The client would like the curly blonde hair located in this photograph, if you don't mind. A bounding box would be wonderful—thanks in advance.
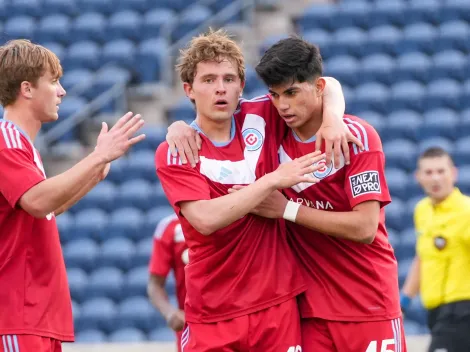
[176,28,245,84]
[0,40,62,107]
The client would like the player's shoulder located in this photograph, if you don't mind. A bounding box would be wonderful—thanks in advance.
[155,141,185,168]
[236,94,273,115]
[414,197,431,215]
[0,120,31,153]
[153,213,180,241]
[343,114,382,153]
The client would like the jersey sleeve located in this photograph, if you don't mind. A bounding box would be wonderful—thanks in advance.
[343,117,391,209]
[148,221,175,277]
[155,142,211,213]
[0,147,45,208]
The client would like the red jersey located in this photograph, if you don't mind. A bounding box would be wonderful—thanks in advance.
[280,115,401,322]
[149,214,188,310]
[155,96,305,324]
[0,119,74,341]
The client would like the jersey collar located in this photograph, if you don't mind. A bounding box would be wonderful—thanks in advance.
[190,116,235,147]
[433,188,463,211]
[0,118,33,144]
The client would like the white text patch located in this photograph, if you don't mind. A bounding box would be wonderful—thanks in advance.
[349,171,381,198]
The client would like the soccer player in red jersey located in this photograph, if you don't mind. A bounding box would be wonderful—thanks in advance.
[148,213,188,352]
[154,29,353,352]
[0,40,145,352]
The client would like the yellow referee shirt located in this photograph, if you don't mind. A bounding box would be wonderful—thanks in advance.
[415,188,470,310]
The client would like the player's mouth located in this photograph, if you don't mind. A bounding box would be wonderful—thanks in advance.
[214,99,229,109]
[282,114,296,123]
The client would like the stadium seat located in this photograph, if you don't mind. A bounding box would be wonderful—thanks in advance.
[71,13,107,44]
[390,80,426,112]
[397,228,416,261]
[171,5,212,42]
[335,1,371,30]
[404,0,440,26]
[73,208,109,240]
[355,111,385,137]
[87,267,124,301]
[154,0,185,12]
[387,229,400,251]
[385,110,422,142]
[125,150,157,182]
[124,266,149,297]
[330,27,367,58]
[395,52,432,84]
[79,0,114,15]
[67,268,88,303]
[72,300,81,320]
[351,83,389,114]
[36,15,71,44]
[61,69,94,92]
[109,328,146,342]
[360,54,396,85]
[133,125,166,152]
[432,51,467,82]
[453,137,470,166]
[117,296,166,332]
[149,327,175,341]
[369,1,407,28]
[106,207,144,240]
[64,238,99,272]
[419,109,458,140]
[106,157,126,183]
[101,39,136,70]
[41,42,66,61]
[258,34,290,57]
[143,206,174,237]
[425,79,461,110]
[398,257,413,287]
[385,197,406,232]
[295,4,337,32]
[463,81,470,110]
[418,137,454,155]
[117,0,150,12]
[396,22,437,55]
[86,66,132,102]
[441,0,470,23]
[324,55,359,87]
[134,237,153,267]
[73,180,116,213]
[63,41,101,70]
[77,297,117,333]
[438,21,470,54]
[108,10,142,41]
[115,180,153,211]
[406,296,428,326]
[10,0,41,17]
[244,66,265,97]
[385,168,409,200]
[457,165,470,194]
[42,0,78,16]
[141,9,177,40]
[135,38,168,83]
[301,30,333,59]
[98,237,136,271]
[168,98,195,123]
[75,329,107,343]
[366,25,403,57]
[58,96,87,121]
[57,211,75,243]
[4,16,36,41]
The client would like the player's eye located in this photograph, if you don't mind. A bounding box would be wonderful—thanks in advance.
[286,91,296,96]
[225,77,234,83]
[204,78,214,83]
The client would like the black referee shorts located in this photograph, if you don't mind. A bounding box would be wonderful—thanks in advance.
[427,300,470,352]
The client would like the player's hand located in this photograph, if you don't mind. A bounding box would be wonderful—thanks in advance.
[315,113,364,168]
[167,309,185,332]
[268,151,326,189]
[94,112,145,163]
[229,186,287,219]
[167,120,202,168]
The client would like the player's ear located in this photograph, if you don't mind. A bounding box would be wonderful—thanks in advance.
[183,82,195,101]
[20,81,33,99]
[315,77,326,97]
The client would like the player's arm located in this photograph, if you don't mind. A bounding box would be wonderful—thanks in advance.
[19,113,144,218]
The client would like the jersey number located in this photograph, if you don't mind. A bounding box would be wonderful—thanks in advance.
[287,346,302,352]
[365,339,395,352]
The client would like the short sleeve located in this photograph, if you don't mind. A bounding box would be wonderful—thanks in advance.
[343,118,391,209]
[148,223,175,277]
[0,148,45,208]
[155,142,211,213]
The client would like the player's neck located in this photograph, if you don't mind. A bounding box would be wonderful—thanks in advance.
[3,105,41,142]
[292,111,323,142]
[195,115,233,144]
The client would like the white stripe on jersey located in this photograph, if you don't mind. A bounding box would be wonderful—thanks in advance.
[181,326,190,351]
[2,335,7,352]
[6,336,13,352]
[344,118,369,153]
[0,122,23,150]
[12,336,19,352]
[166,148,182,166]
[153,213,178,239]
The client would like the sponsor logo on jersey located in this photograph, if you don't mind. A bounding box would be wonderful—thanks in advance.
[290,197,334,210]
[313,160,333,179]
[349,170,381,198]
[242,128,263,151]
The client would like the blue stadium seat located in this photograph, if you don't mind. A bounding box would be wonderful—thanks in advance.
[397,228,416,261]
[432,50,467,82]
[101,39,136,70]
[425,79,461,110]
[36,15,71,44]
[457,165,470,194]
[74,180,116,213]
[383,139,418,172]
[125,151,156,182]
[57,211,75,243]
[64,238,99,272]
[143,206,174,237]
[387,229,400,251]
[355,111,385,137]
[71,13,106,44]
[172,5,212,42]
[106,157,126,183]
[418,137,454,155]
[133,125,166,152]
[394,23,437,55]
[386,110,422,142]
[4,16,35,41]
[109,328,146,342]
[61,69,94,92]
[360,54,396,85]
[87,66,131,102]
[75,329,107,343]
[115,180,153,211]
[10,0,41,17]
[58,96,87,121]
[404,0,440,26]
[366,25,402,57]
[108,10,142,41]
[301,29,333,59]
[153,0,185,12]
[395,52,432,84]
[324,55,359,87]
[42,0,79,16]
[330,27,367,58]
[407,296,428,326]
[124,266,149,297]
[351,83,389,114]
[419,108,458,140]
[406,178,424,199]
[437,21,470,53]
[398,257,413,287]
[149,327,175,342]
[335,1,371,30]
[79,0,114,15]
[63,41,101,70]
[117,0,150,12]
[77,297,117,333]
[72,300,81,320]
[41,42,66,61]
[134,237,153,267]
[258,34,290,57]
[106,207,144,240]
[441,0,470,23]
[369,1,407,28]
[73,208,109,239]
[453,137,470,166]
[463,81,470,110]
[295,4,337,32]
[168,98,195,123]
[403,319,427,336]
[87,267,124,301]
[390,81,426,112]
[244,66,265,97]
[385,168,408,200]
[99,237,136,271]
[385,197,406,232]
[135,38,168,83]
[141,9,177,40]
[117,296,165,332]
[67,268,88,303]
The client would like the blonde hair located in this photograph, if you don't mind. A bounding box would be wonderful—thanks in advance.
[176,28,245,84]
[0,40,63,107]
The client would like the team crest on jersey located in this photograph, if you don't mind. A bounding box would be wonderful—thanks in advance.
[242,128,263,151]
[434,235,447,250]
[313,160,333,179]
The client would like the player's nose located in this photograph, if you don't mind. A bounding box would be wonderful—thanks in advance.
[57,81,66,97]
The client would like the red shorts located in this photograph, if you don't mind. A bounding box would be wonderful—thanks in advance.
[182,298,302,352]
[301,317,407,352]
[1,335,62,352]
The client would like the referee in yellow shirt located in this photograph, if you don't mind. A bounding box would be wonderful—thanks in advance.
[401,147,470,352]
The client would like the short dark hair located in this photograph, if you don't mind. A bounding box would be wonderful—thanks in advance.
[419,147,454,165]
[255,36,323,87]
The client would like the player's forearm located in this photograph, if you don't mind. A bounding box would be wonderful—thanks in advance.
[19,152,106,218]
[402,256,421,298]
[147,280,176,320]
[322,77,345,120]
[182,175,278,235]
[295,205,377,244]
